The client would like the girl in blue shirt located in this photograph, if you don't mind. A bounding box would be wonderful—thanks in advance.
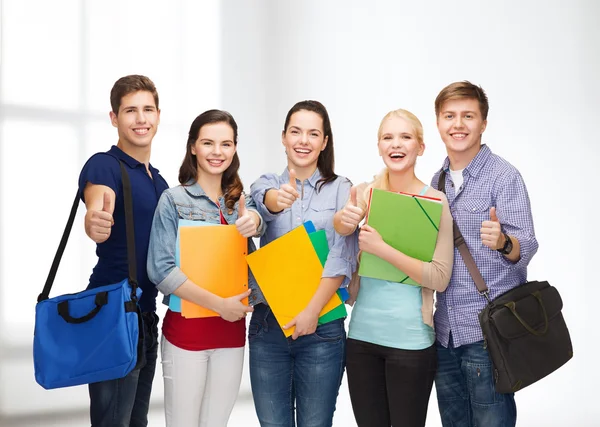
[249,100,358,427]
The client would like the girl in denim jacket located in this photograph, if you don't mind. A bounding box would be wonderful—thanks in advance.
[147,110,263,427]
[249,100,358,427]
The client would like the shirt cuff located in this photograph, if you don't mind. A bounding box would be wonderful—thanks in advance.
[322,256,354,288]
[253,187,282,223]
[156,267,188,296]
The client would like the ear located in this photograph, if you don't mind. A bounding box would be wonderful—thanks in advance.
[377,140,383,157]
[156,108,161,126]
[481,119,487,134]
[321,135,329,152]
[418,142,425,156]
[109,111,118,128]
[191,144,196,156]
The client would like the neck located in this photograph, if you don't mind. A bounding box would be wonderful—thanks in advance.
[387,169,424,194]
[117,141,151,167]
[196,171,223,203]
[448,143,482,171]
[289,162,318,181]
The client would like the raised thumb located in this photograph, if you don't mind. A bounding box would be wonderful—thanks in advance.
[102,192,111,212]
[350,186,358,206]
[490,207,499,222]
[238,194,247,217]
[289,169,297,187]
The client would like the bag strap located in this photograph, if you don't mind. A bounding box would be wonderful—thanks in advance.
[38,160,137,302]
[437,169,491,302]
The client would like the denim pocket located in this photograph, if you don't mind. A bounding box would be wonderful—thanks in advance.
[466,359,500,405]
[248,305,269,342]
[313,319,345,342]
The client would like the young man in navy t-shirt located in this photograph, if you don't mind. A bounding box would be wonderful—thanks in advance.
[78,75,169,427]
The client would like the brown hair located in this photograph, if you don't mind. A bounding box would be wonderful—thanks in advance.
[283,100,337,192]
[178,110,243,212]
[434,81,489,120]
[110,75,159,114]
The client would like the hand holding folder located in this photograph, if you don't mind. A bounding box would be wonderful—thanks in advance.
[170,220,249,318]
[358,188,442,284]
[246,222,345,338]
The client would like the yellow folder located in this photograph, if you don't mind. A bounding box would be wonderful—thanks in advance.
[179,224,248,318]
[246,225,341,337]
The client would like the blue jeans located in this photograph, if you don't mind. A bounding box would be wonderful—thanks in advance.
[435,336,516,427]
[89,312,159,427]
[249,303,346,427]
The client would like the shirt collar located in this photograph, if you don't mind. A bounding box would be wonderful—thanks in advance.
[108,145,160,174]
[442,144,492,178]
[182,179,209,198]
[281,167,322,188]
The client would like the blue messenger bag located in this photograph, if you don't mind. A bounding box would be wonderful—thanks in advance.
[34,160,143,389]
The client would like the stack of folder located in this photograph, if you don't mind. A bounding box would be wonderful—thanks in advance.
[246,221,347,337]
[169,220,249,318]
[358,188,443,285]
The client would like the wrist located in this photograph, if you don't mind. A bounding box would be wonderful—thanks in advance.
[496,233,513,255]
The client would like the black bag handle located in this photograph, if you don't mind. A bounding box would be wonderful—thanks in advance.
[503,291,549,336]
[38,159,137,302]
[438,170,490,301]
[57,291,109,324]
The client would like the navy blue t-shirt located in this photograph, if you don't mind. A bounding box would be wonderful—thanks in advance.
[78,145,169,313]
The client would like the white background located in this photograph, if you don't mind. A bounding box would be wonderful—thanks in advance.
[1,1,598,425]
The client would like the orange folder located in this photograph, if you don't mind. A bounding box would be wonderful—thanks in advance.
[179,224,248,318]
[246,225,341,337]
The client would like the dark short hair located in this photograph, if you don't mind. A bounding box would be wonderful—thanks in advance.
[110,75,159,114]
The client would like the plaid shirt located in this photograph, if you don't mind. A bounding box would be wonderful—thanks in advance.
[431,145,538,347]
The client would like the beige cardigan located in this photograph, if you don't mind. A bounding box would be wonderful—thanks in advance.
[351,181,454,327]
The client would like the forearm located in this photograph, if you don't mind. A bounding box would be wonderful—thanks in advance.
[306,276,344,314]
[264,189,282,214]
[376,242,424,285]
[333,210,357,236]
[173,280,222,313]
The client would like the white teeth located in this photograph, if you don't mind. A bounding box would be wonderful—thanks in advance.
[208,160,224,165]
[133,129,149,135]
[390,153,405,158]
[452,133,467,138]
[295,148,310,154]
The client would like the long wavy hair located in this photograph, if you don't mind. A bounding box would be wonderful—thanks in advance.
[178,109,243,212]
[283,100,337,192]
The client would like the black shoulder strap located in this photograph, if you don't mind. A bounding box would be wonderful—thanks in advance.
[38,160,137,302]
[438,170,490,300]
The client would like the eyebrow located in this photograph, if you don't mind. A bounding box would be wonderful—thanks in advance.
[121,105,156,111]
[199,138,234,143]
[289,125,322,133]
[442,110,478,115]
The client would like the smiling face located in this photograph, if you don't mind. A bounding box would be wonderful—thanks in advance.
[437,98,487,161]
[282,109,328,174]
[110,90,160,150]
[378,114,424,173]
[191,122,237,177]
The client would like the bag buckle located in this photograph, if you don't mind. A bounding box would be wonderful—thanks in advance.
[479,290,491,303]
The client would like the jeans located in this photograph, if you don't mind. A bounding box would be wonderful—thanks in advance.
[89,311,159,427]
[346,338,437,427]
[435,336,517,427]
[249,303,346,427]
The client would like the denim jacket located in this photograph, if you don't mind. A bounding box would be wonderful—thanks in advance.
[147,180,266,307]
[250,168,358,294]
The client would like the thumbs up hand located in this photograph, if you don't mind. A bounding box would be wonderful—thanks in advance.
[340,186,365,230]
[85,192,114,243]
[276,169,300,211]
[235,193,258,238]
[480,207,504,250]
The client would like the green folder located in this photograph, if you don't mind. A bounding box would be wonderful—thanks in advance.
[358,188,442,285]
[308,230,348,324]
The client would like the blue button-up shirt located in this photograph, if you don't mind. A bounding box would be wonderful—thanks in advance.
[431,145,538,347]
[250,168,358,294]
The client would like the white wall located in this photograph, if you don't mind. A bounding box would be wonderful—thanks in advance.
[1,0,598,425]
